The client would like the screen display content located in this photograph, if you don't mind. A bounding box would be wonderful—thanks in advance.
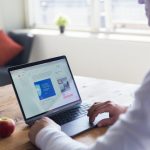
[10,59,80,119]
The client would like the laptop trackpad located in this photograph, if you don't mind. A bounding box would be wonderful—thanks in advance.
[61,116,94,137]
[61,112,109,137]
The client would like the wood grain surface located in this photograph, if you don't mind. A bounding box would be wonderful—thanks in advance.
[0,76,138,150]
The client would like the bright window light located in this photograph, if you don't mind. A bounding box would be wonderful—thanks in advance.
[33,0,91,29]
[26,0,149,33]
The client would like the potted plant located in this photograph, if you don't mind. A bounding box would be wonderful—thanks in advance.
[55,16,68,34]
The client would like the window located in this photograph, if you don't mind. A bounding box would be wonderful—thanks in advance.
[110,0,148,31]
[26,0,149,33]
[27,0,91,30]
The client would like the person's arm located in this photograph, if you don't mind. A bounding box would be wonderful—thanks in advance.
[29,117,87,150]
[29,95,129,150]
[35,126,87,150]
[29,101,128,150]
[29,70,150,150]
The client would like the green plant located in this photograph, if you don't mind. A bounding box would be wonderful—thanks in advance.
[56,16,68,27]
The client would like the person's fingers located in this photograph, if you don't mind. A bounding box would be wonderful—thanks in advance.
[88,101,111,117]
[97,118,114,127]
[28,130,31,140]
[88,101,112,122]
[41,117,48,120]
[35,119,40,124]
[41,117,51,123]
[87,102,101,116]
[89,106,111,123]
[28,125,36,145]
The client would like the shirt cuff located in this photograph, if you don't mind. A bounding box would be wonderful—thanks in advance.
[35,126,62,149]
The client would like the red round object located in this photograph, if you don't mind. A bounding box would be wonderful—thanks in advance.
[0,118,15,138]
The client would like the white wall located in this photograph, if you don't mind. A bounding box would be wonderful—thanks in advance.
[1,0,149,84]
[29,31,150,84]
[0,0,25,31]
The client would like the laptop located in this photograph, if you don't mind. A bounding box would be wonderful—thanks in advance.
[8,55,108,137]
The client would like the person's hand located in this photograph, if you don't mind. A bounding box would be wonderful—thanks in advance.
[28,117,60,145]
[88,101,128,127]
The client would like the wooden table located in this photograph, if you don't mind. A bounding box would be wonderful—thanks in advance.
[0,76,138,150]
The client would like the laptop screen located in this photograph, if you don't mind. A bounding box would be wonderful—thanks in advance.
[9,57,81,120]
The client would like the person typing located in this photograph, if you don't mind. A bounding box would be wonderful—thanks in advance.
[29,1,150,150]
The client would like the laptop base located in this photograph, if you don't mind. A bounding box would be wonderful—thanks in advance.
[61,116,95,137]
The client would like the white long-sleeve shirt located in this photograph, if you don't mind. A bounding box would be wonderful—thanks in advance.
[35,71,150,150]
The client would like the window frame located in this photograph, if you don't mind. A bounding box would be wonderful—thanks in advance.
[25,0,149,35]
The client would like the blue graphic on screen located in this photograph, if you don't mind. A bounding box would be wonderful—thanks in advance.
[34,79,56,100]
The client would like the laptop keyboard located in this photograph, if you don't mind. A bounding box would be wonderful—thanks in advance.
[50,104,90,125]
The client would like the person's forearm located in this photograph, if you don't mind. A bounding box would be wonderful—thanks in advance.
[35,126,87,150]
[35,71,150,150]
[35,112,146,150]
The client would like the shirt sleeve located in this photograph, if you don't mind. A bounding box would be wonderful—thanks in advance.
[35,126,87,150]
[35,70,150,150]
